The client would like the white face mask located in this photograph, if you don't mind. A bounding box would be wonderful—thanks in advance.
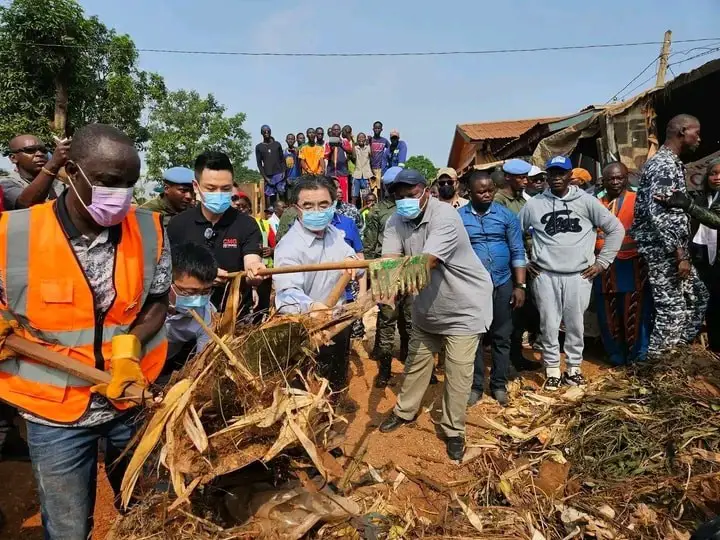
[67,162,134,227]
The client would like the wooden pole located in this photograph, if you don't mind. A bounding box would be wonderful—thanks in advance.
[3,335,150,404]
[655,30,672,87]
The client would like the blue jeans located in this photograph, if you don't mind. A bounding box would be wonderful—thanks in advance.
[473,279,513,393]
[26,413,137,540]
[352,177,369,197]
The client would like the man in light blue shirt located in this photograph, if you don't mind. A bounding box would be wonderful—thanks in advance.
[274,175,359,396]
[459,171,527,407]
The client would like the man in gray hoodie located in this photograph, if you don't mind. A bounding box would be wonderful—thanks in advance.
[518,156,624,391]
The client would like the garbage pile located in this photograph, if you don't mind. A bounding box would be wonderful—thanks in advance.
[110,311,720,540]
[109,287,375,540]
[323,347,720,539]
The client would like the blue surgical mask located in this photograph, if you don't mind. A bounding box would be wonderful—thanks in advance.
[174,292,211,313]
[301,207,335,231]
[200,191,232,214]
[396,196,423,220]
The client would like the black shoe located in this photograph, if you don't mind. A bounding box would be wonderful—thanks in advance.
[374,373,391,388]
[379,413,412,433]
[544,376,561,391]
[491,389,509,407]
[563,372,587,387]
[446,437,465,461]
[513,358,542,372]
[430,372,439,385]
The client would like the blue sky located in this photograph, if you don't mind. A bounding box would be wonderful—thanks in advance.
[7,0,720,171]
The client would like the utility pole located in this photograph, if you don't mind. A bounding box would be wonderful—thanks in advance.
[656,30,672,87]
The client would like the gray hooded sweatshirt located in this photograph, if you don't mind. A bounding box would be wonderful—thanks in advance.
[518,186,624,273]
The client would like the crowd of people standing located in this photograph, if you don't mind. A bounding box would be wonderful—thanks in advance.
[254,121,407,207]
[0,112,716,537]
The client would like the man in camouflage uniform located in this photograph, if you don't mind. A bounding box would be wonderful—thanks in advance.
[364,176,413,388]
[630,114,709,357]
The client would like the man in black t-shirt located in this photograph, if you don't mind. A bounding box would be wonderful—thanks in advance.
[168,151,266,311]
[255,125,286,206]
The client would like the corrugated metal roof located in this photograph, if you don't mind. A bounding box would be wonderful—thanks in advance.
[457,116,566,141]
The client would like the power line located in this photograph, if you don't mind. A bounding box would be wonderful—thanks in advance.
[14,37,720,58]
[668,46,720,68]
[616,47,720,101]
[617,74,659,101]
[606,56,659,103]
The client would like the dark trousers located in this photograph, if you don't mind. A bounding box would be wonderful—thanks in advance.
[0,402,15,452]
[374,295,413,379]
[706,283,720,352]
[510,277,539,366]
[473,280,513,392]
[316,326,352,393]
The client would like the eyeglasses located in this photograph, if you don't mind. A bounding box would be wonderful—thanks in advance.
[231,195,240,202]
[11,144,48,155]
[172,284,214,297]
[436,180,455,187]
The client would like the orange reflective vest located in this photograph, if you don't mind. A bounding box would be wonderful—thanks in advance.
[595,191,638,260]
[0,202,167,423]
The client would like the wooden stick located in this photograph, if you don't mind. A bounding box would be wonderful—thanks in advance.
[227,259,372,278]
[3,335,150,404]
[324,273,352,307]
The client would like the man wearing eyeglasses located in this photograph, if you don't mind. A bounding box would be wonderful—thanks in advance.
[2,134,69,210]
[435,167,468,209]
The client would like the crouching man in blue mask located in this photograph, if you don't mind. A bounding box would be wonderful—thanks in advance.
[378,169,494,462]
[158,242,218,386]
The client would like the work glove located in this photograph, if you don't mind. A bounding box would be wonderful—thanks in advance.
[0,318,17,362]
[661,190,693,211]
[91,334,147,400]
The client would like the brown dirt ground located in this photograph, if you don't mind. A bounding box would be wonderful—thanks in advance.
[0,311,610,539]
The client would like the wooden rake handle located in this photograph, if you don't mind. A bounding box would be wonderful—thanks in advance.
[324,273,353,307]
[227,259,371,278]
[3,335,152,405]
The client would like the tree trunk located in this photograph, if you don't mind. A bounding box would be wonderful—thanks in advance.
[53,76,68,137]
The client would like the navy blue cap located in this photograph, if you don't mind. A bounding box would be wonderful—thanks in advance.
[163,167,195,185]
[391,168,427,188]
[502,158,532,175]
[545,156,572,171]
[382,166,404,185]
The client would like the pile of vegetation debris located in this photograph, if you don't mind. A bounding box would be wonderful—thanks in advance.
[110,304,720,540]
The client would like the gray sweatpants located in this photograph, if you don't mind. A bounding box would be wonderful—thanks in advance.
[532,271,592,375]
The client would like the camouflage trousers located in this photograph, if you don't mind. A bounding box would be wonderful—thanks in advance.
[373,295,413,378]
[644,250,709,357]
[349,279,365,339]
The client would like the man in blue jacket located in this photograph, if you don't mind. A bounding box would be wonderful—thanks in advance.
[459,171,527,406]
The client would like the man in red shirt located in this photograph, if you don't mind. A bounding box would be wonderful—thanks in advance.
[324,124,353,203]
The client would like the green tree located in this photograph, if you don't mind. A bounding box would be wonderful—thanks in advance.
[0,0,165,148]
[146,90,252,181]
[235,167,262,183]
[405,155,438,182]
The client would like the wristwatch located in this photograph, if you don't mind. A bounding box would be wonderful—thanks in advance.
[514,283,527,290]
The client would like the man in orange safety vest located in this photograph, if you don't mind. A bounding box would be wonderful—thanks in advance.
[0,123,170,540]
